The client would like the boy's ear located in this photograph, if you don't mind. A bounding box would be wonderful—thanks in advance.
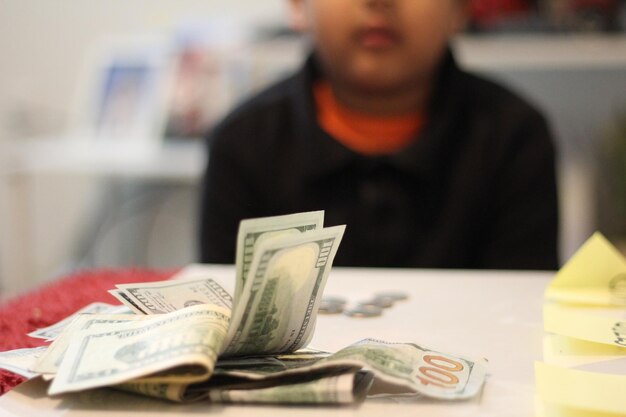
[287,0,309,32]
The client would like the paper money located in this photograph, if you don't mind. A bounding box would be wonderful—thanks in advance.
[326,339,487,400]
[33,313,148,376]
[114,368,372,404]
[234,211,324,300]
[213,350,353,381]
[0,346,48,379]
[114,276,233,315]
[224,224,345,356]
[207,371,373,404]
[115,380,192,402]
[44,216,346,396]
[107,338,488,403]
[19,211,490,406]
[48,304,231,395]
[27,302,120,341]
[108,290,149,314]
[113,349,357,402]
[217,339,487,400]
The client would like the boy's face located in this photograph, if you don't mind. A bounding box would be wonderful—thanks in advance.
[290,0,467,94]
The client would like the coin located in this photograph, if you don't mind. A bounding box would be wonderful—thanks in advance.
[321,296,347,306]
[318,301,344,315]
[343,305,382,318]
[374,291,409,301]
[359,297,394,309]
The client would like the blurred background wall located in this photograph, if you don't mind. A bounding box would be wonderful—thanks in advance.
[1,0,625,297]
[0,0,286,297]
[0,0,286,139]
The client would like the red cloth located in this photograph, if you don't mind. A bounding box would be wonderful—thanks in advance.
[0,268,176,395]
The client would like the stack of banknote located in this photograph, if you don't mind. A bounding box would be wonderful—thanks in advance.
[2,211,487,405]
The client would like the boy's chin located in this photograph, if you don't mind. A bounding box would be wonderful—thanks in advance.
[345,64,425,94]
[349,76,416,96]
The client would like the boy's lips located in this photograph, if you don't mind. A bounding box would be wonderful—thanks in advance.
[357,26,401,49]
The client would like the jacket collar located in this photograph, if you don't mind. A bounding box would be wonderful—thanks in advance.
[289,48,466,182]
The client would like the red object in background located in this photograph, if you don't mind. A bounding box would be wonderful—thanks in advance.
[570,0,620,21]
[567,0,620,31]
[470,0,621,31]
[0,268,176,395]
[571,0,617,10]
[469,0,533,27]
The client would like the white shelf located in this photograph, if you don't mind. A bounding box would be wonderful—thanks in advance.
[455,34,626,70]
[2,136,205,181]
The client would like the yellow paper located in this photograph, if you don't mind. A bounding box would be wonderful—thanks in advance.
[543,334,626,369]
[544,303,626,347]
[535,361,626,415]
[546,233,626,306]
[535,395,626,417]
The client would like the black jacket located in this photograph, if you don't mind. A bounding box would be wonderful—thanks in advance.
[199,50,559,270]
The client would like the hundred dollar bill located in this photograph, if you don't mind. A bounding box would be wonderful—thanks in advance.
[27,302,120,341]
[235,211,324,300]
[103,305,134,315]
[33,313,148,376]
[115,368,372,404]
[211,339,486,401]
[48,304,231,396]
[95,338,487,403]
[207,370,373,404]
[115,380,193,403]
[215,340,487,400]
[213,348,334,380]
[0,346,48,378]
[224,224,345,357]
[326,339,488,400]
[108,290,149,314]
[114,275,233,315]
[111,349,337,403]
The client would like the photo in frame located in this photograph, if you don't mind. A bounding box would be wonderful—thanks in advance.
[72,35,170,144]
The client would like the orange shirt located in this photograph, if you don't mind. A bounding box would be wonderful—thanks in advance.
[313,81,425,155]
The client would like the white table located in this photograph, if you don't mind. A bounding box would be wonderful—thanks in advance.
[0,267,553,416]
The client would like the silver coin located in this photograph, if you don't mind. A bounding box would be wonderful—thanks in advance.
[374,291,409,301]
[318,301,344,315]
[359,297,394,309]
[321,296,347,306]
[373,296,396,308]
[343,305,382,318]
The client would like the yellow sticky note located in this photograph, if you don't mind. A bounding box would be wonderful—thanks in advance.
[546,233,626,306]
[544,303,626,348]
[535,395,626,417]
[543,334,626,369]
[535,361,626,415]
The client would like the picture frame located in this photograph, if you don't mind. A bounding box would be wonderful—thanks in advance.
[162,43,232,141]
[71,35,170,145]
[161,20,304,141]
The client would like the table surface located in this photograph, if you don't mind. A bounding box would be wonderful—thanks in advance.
[0,266,554,417]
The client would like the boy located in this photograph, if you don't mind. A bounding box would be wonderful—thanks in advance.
[199,0,559,270]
